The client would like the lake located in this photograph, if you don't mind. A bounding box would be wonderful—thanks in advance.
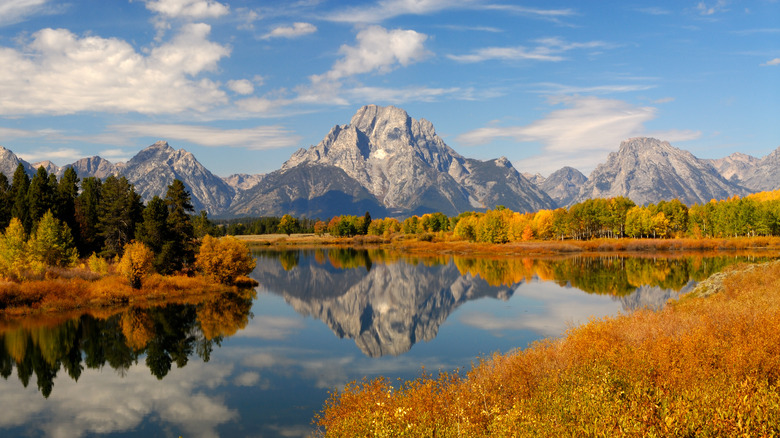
[0,249,772,437]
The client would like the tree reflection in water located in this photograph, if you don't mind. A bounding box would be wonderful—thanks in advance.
[0,288,255,398]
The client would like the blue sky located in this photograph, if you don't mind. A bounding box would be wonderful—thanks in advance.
[0,0,777,177]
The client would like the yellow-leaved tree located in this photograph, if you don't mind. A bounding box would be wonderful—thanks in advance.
[118,241,154,289]
[0,218,43,280]
[195,235,256,285]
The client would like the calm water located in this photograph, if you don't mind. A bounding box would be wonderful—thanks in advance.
[0,249,772,437]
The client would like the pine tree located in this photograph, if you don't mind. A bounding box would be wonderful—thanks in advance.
[28,166,56,226]
[10,164,31,234]
[75,177,102,256]
[136,196,169,272]
[161,179,195,273]
[57,167,80,249]
[0,173,11,230]
[98,176,143,258]
[28,210,78,267]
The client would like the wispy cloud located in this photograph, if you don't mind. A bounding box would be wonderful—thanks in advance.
[761,57,780,66]
[636,7,672,15]
[325,0,477,23]
[0,0,61,26]
[448,38,610,63]
[261,22,317,40]
[533,82,656,94]
[456,95,701,175]
[111,123,302,149]
[696,0,729,16]
[17,147,82,163]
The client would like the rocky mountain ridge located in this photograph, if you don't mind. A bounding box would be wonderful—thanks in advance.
[1,105,778,216]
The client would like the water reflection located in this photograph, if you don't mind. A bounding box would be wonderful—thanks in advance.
[0,249,773,437]
[0,288,254,398]
[255,249,771,357]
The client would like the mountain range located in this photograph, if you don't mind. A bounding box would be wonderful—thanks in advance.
[0,104,778,218]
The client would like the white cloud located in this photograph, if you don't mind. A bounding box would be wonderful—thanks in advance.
[143,0,229,19]
[233,316,305,340]
[697,0,728,15]
[17,147,82,163]
[456,95,701,175]
[761,57,780,66]
[326,0,477,23]
[0,23,230,115]
[533,82,656,94]
[315,25,430,82]
[0,361,236,438]
[448,38,610,63]
[227,79,254,95]
[0,126,37,139]
[261,22,317,40]
[0,0,52,26]
[111,123,302,149]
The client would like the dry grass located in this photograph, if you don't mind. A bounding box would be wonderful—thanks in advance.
[315,260,780,437]
[0,268,244,317]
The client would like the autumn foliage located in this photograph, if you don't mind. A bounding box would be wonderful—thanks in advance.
[195,235,256,284]
[117,241,154,289]
[316,260,780,436]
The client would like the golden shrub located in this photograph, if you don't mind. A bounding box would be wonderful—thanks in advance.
[195,235,256,285]
[117,241,154,289]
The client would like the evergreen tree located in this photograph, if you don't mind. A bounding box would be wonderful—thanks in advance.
[161,179,195,273]
[75,177,102,256]
[0,173,11,230]
[192,210,220,238]
[98,176,143,258]
[10,163,31,234]
[57,167,80,247]
[136,196,169,272]
[28,166,56,226]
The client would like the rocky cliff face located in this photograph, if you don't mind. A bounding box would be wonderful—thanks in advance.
[66,156,120,179]
[0,146,35,177]
[119,141,235,214]
[577,137,748,205]
[279,104,554,216]
[540,166,588,207]
[739,147,780,192]
[707,152,760,183]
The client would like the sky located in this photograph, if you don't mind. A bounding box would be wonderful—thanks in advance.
[0,0,778,178]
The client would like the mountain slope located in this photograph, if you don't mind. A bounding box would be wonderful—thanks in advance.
[707,152,760,183]
[229,162,387,218]
[280,104,554,216]
[0,146,35,177]
[739,147,780,192]
[540,166,588,207]
[577,137,748,205]
[119,141,235,214]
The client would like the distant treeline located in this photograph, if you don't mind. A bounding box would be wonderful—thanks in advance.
[213,216,317,235]
[298,191,780,243]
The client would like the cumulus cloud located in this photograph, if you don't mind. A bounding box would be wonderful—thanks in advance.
[456,96,701,175]
[0,23,230,115]
[0,361,236,438]
[449,38,610,63]
[314,25,429,82]
[227,79,254,95]
[261,22,317,40]
[143,0,229,19]
[111,123,302,149]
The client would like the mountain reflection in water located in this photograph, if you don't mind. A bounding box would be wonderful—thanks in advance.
[254,249,770,357]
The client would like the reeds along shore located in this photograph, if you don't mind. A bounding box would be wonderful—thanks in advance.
[314,260,780,437]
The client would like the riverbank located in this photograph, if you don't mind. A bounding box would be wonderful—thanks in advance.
[315,259,780,436]
[0,268,257,317]
[239,233,780,256]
